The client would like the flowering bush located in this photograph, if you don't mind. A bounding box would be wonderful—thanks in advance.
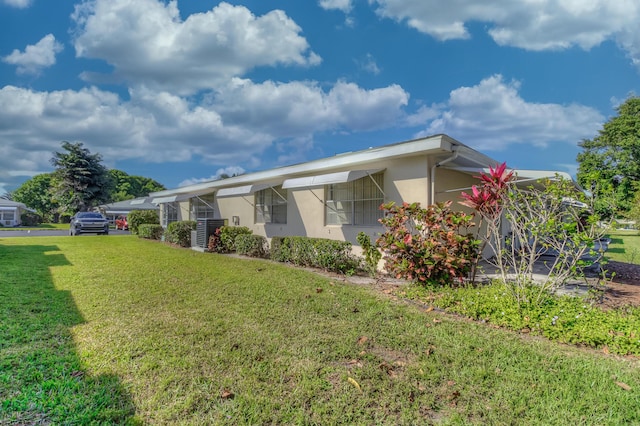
[377,201,479,286]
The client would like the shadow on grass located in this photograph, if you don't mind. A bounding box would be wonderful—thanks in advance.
[0,243,139,424]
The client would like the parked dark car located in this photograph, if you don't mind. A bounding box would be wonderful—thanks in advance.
[69,212,109,236]
[115,215,128,230]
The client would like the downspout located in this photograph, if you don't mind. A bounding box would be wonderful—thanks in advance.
[430,147,459,205]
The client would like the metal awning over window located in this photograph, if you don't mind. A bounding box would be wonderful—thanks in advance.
[282,169,384,189]
[216,183,277,198]
[151,195,177,204]
[152,189,215,204]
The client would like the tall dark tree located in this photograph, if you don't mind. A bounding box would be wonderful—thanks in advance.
[577,96,640,218]
[12,173,59,221]
[108,169,165,202]
[51,141,112,212]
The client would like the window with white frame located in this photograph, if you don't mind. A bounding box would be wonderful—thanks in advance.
[0,210,15,222]
[325,172,384,225]
[191,194,215,220]
[163,202,178,226]
[255,186,287,224]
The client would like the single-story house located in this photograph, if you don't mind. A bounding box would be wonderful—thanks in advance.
[97,197,159,224]
[149,134,574,253]
[0,199,29,227]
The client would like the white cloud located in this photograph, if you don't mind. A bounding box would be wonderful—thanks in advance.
[71,0,321,94]
[0,76,410,189]
[359,53,381,75]
[2,0,32,8]
[178,166,247,187]
[3,34,63,75]
[216,78,409,137]
[319,0,352,13]
[416,75,603,150]
[370,0,640,67]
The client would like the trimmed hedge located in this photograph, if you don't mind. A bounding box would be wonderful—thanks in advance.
[236,234,268,258]
[270,236,361,274]
[138,224,164,240]
[165,220,196,247]
[209,226,253,253]
[128,210,159,235]
[21,212,43,226]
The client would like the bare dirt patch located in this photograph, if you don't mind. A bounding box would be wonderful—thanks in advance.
[598,261,640,309]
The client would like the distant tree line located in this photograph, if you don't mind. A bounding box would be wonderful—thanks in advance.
[10,141,165,222]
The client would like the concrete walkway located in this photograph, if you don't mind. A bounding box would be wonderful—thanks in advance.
[476,257,600,297]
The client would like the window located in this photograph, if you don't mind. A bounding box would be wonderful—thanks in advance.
[0,210,16,221]
[325,172,383,225]
[163,202,178,226]
[191,194,215,220]
[255,186,287,224]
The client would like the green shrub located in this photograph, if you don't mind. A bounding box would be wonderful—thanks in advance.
[128,210,159,235]
[210,226,252,253]
[357,232,381,277]
[138,224,164,240]
[20,212,43,226]
[59,213,73,224]
[270,236,361,274]
[165,220,196,247]
[270,236,291,262]
[405,282,640,356]
[236,234,268,258]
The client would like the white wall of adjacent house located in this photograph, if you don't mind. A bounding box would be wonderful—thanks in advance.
[0,208,19,226]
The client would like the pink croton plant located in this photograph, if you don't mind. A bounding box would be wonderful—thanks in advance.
[460,162,513,218]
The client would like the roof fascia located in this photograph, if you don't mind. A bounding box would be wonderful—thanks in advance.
[154,134,517,198]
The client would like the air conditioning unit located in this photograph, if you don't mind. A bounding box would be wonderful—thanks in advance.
[195,218,226,249]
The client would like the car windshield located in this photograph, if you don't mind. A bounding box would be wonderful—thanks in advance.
[76,212,104,219]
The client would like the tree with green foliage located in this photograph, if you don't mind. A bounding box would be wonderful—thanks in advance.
[576,96,640,219]
[12,173,59,221]
[108,169,165,202]
[51,141,112,213]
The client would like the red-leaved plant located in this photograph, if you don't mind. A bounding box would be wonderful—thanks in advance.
[459,162,514,282]
[460,162,513,218]
[377,201,479,286]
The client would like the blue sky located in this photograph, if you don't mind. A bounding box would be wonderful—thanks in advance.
[1,0,639,195]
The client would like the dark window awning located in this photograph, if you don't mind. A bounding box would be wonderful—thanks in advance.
[282,169,384,189]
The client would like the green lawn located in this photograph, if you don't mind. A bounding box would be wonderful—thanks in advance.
[0,223,69,231]
[606,229,640,264]
[1,236,639,424]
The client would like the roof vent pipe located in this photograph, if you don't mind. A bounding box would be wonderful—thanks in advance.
[430,148,459,205]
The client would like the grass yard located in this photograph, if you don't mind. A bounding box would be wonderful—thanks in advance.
[606,229,640,264]
[1,236,639,424]
[0,223,69,231]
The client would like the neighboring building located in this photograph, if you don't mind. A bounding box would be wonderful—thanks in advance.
[149,134,574,252]
[0,199,29,227]
[97,197,159,224]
